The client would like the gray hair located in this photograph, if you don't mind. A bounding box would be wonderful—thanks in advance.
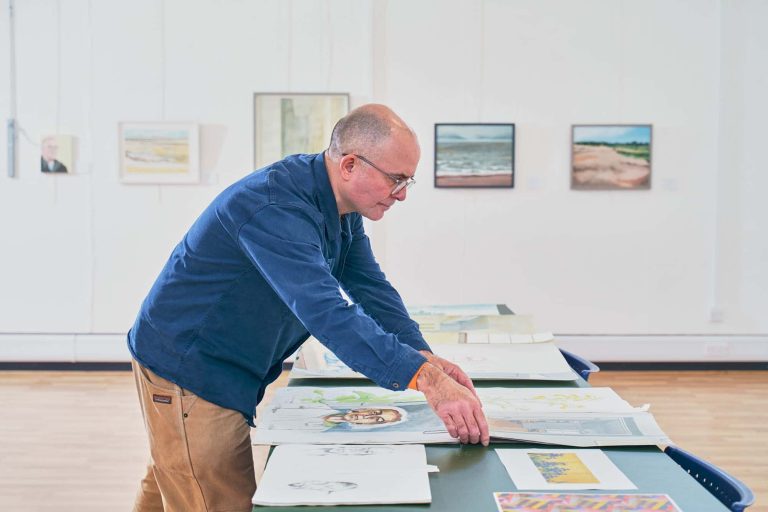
[327,110,393,158]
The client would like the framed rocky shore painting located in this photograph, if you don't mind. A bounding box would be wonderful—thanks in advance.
[571,124,652,190]
[434,123,515,188]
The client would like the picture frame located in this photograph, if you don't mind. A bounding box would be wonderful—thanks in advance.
[571,124,652,190]
[119,122,199,184]
[40,134,75,174]
[434,123,515,188]
[253,92,350,168]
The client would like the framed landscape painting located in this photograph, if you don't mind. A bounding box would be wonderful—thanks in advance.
[434,123,515,188]
[571,124,652,190]
[119,122,199,184]
[254,93,349,168]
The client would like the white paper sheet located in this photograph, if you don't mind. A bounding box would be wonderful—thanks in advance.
[291,339,577,381]
[252,444,431,506]
[252,386,453,445]
[495,448,636,490]
[406,304,502,316]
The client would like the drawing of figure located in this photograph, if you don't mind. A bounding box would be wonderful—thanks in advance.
[311,446,395,456]
[322,406,407,428]
[288,481,358,494]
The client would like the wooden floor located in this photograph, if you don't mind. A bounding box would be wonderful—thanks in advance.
[0,370,765,511]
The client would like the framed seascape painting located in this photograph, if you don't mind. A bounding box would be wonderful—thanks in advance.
[119,122,199,184]
[253,93,350,168]
[571,124,652,190]
[434,123,515,188]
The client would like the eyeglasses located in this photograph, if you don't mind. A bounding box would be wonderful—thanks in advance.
[342,153,416,195]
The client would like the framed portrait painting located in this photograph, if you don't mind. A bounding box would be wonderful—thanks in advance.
[571,124,652,190]
[119,122,199,184]
[434,123,515,188]
[40,134,75,174]
[253,93,350,168]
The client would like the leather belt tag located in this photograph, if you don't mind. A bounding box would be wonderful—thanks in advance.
[153,394,172,404]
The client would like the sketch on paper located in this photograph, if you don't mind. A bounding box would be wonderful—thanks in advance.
[435,124,514,188]
[493,492,681,512]
[495,449,636,491]
[252,444,431,506]
[487,413,670,447]
[119,123,199,184]
[477,387,640,414]
[571,125,652,190]
[253,93,349,168]
[252,387,451,445]
[40,135,74,174]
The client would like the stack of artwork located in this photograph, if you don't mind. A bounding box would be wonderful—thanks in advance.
[291,336,577,382]
[252,386,669,448]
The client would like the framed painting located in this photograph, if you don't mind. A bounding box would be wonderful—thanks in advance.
[40,134,74,174]
[571,124,652,190]
[253,93,350,168]
[119,122,199,184]
[434,123,515,188]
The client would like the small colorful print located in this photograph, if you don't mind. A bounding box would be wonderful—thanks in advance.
[529,452,599,484]
[493,492,681,512]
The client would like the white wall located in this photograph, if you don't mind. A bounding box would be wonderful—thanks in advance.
[0,1,765,356]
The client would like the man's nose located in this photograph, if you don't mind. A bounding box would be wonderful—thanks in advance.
[392,187,407,201]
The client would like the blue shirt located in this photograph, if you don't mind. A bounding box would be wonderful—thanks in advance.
[128,153,430,424]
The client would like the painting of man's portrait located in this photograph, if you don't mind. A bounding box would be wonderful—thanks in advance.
[40,135,74,174]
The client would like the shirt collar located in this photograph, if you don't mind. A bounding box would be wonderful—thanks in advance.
[311,152,342,242]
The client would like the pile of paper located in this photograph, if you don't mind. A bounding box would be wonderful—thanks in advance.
[252,444,431,506]
[253,386,669,447]
[291,337,577,382]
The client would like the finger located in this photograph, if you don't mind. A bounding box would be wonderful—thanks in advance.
[451,411,471,444]
[440,411,458,439]
[455,371,479,398]
[473,406,491,447]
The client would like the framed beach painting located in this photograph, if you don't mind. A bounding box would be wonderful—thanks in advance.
[571,124,652,190]
[119,122,199,184]
[254,93,350,168]
[434,123,514,188]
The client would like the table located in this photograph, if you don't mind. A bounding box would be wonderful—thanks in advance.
[253,310,729,511]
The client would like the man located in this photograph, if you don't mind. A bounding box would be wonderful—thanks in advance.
[128,104,488,512]
[40,136,68,173]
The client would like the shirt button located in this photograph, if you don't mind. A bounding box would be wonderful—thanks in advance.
[392,382,400,389]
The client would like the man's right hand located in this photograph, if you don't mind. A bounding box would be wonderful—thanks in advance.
[416,363,490,446]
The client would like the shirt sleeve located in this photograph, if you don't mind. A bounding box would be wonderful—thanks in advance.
[338,214,432,354]
[237,204,427,390]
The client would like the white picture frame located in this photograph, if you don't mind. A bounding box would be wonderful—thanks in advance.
[119,122,199,184]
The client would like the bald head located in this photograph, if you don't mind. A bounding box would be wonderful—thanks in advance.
[327,104,418,159]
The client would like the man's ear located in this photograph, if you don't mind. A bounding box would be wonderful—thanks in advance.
[339,154,355,181]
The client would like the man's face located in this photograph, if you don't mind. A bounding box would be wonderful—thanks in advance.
[342,407,402,425]
[42,138,58,162]
[346,132,420,221]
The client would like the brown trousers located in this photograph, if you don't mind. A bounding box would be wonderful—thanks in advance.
[132,359,256,512]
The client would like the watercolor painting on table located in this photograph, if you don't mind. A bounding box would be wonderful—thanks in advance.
[493,492,680,512]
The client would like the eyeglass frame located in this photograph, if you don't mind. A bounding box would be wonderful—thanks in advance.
[341,153,416,195]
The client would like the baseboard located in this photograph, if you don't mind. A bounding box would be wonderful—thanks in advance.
[0,333,766,365]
